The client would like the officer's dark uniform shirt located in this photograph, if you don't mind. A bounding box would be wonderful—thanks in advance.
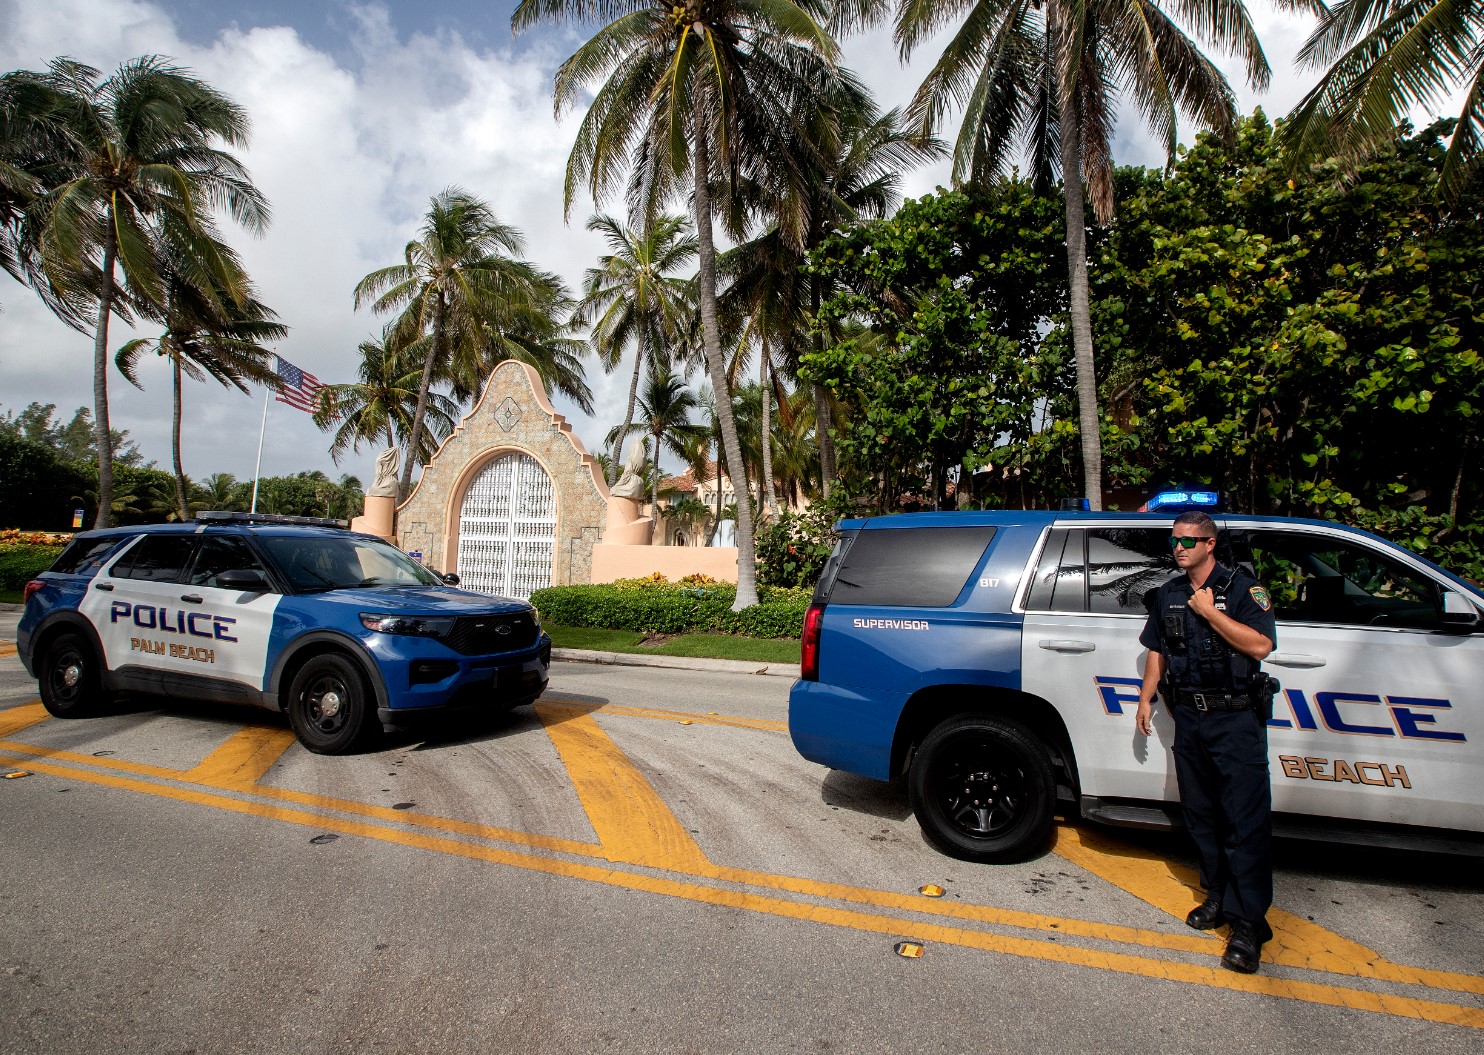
[1139,563,1277,688]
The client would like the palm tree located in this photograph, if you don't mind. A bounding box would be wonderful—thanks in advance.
[116,242,285,521]
[633,368,709,542]
[1283,0,1484,199]
[576,213,698,485]
[893,0,1269,508]
[355,187,575,497]
[3,57,269,527]
[512,0,846,609]
[315,326,460,467]
[192,472,244,512]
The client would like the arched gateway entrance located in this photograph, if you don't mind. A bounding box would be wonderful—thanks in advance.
[456,451,556,598]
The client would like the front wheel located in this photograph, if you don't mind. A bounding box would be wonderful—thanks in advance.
[286,654,381,755]
[38,632,107,718]
[907,714,1056,863]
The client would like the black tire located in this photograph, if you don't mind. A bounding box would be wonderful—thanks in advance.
[286,653,381,755]
[907,714,1057,863]
[37,632,106,719]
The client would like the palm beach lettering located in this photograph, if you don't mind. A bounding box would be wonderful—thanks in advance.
[109,601,237,641]
[851,618,930,631]
[1278,755,1411,789]
[130,638,216,664]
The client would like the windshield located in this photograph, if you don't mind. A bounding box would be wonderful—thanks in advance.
[260,535,444,592]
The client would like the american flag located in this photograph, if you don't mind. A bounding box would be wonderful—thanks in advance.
[274,355,324,414]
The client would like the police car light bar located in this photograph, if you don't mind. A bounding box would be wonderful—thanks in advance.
[196,511,349,528]
[1144,490,1221,513]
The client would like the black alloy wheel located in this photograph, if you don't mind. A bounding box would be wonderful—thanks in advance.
[38,632,105,718]
[286,653,381,754]
[908,714,1056,863]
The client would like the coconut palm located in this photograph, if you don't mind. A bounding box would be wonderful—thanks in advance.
[893,0,1270,508]
[632,368,709,542]
[355,187,577,497]
[192,472,245,512]
[576,213,697,485]
[2,57,269,527]
[1283,0,1483,199]
[116,240,285,522]
[314,325,459,467]
[512,0,847,608]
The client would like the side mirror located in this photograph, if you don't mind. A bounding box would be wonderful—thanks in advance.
[216,568,270,592]
[1440,590,1480,626]
[442,572,461,586]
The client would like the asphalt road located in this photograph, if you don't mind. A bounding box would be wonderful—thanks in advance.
[0,614,1480,1054]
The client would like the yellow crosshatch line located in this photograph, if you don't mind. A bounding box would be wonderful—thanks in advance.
[0,696,1480,1026]
[0,643,18,658]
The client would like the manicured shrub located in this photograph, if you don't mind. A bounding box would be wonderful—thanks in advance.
[0,544,64,590]
[530,580,810,639]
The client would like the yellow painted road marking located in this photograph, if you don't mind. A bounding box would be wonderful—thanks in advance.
[0,643,18,658]
[1056,817,1484,996]
[539,696,788,732]
[181,725,298,789]
[536,703,711,870]
[1,745,1480,1029]
[0,702,48,738]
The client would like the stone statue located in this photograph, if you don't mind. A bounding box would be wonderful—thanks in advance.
[610,437,648,500]
[367,447,401,498]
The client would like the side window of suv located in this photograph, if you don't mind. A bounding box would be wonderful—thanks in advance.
[827,526,996,607]
[189,536,272,588]
[109,535,197,583]
[1246,530,1443,629]
[1025,527,1177,614]
[49,536,127,575]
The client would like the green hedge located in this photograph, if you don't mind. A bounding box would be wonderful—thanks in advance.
[530,581,810,639]
[0,544,63,590]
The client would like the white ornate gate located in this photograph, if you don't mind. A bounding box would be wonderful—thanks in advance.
[456,452,556,598]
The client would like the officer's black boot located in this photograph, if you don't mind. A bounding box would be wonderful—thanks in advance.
[1185,896,1224,931]
[1221,919,1263,973]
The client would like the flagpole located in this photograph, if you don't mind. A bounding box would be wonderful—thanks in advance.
[250,388,269,513]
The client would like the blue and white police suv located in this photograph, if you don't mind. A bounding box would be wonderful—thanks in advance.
[789,494,1484,862]
[17,512,551,753]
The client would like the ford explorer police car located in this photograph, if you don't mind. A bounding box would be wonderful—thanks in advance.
[17,513,551,754]
[788,504,1484,862]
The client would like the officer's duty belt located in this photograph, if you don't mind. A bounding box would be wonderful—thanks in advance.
[1171,688,1252,712]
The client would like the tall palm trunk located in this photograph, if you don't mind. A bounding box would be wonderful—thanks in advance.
[1055,18,1103,510]
[91,228,118,529]
[809,276,837,496]
[401,294,444,499]
[171,342,189,521]
[760,338,778,516]
[610,348,645,486]
[693,99,759,609]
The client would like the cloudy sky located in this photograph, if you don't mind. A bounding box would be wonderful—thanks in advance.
[1,0,1324,488]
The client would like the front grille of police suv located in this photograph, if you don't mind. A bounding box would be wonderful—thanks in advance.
[445,613,539,655]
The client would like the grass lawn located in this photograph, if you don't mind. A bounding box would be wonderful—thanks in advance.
[0,590,24,605]
[545,624,801,665]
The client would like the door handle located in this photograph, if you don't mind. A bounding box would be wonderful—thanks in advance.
[180,594,204,604]
[94,583,114,592]
[1038,639,1096,653]
[1267,652,1327,669]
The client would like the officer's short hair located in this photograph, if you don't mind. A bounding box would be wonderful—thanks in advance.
[1173,510,1217,536]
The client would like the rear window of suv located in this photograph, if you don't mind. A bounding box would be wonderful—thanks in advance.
[49,536,129,576]
[826,526,996,608]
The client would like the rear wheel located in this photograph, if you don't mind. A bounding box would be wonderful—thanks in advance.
[38,632,106,718]
[908,714,1056,863]
[286,653,382,754]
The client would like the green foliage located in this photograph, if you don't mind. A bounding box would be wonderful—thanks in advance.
[805,183,1066,511]
[754,493,857,588]
[0,544,64,589]
[0,432,93,530]
[530,581,810,638]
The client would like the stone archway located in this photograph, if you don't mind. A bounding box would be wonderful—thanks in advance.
[455,451,556,598]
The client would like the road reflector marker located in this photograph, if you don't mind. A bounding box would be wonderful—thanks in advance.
[895,941,925,958]
[919,884,945,898]
[678,720,694,726]
[3,770,31,779]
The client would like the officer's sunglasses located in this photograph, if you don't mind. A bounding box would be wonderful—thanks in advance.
[1169,535,1214,549]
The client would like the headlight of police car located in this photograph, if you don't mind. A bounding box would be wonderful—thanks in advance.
[359,613,456,638]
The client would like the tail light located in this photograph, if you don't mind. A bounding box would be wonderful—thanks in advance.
[22,580,44,605]
[801,603,825,681]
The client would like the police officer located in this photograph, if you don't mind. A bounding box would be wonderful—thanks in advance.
[1135,510,1277,973]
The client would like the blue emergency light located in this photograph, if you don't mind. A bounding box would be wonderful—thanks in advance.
[1145,489,1221,512]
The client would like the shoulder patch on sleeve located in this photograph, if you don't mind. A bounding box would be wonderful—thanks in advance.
[1249,585,1272,611]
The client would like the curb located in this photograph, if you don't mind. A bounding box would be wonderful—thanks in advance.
[551,647,796,679]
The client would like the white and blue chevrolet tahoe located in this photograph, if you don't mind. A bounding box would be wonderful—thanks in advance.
[789,502,1484,862]
[17,512,551,753]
